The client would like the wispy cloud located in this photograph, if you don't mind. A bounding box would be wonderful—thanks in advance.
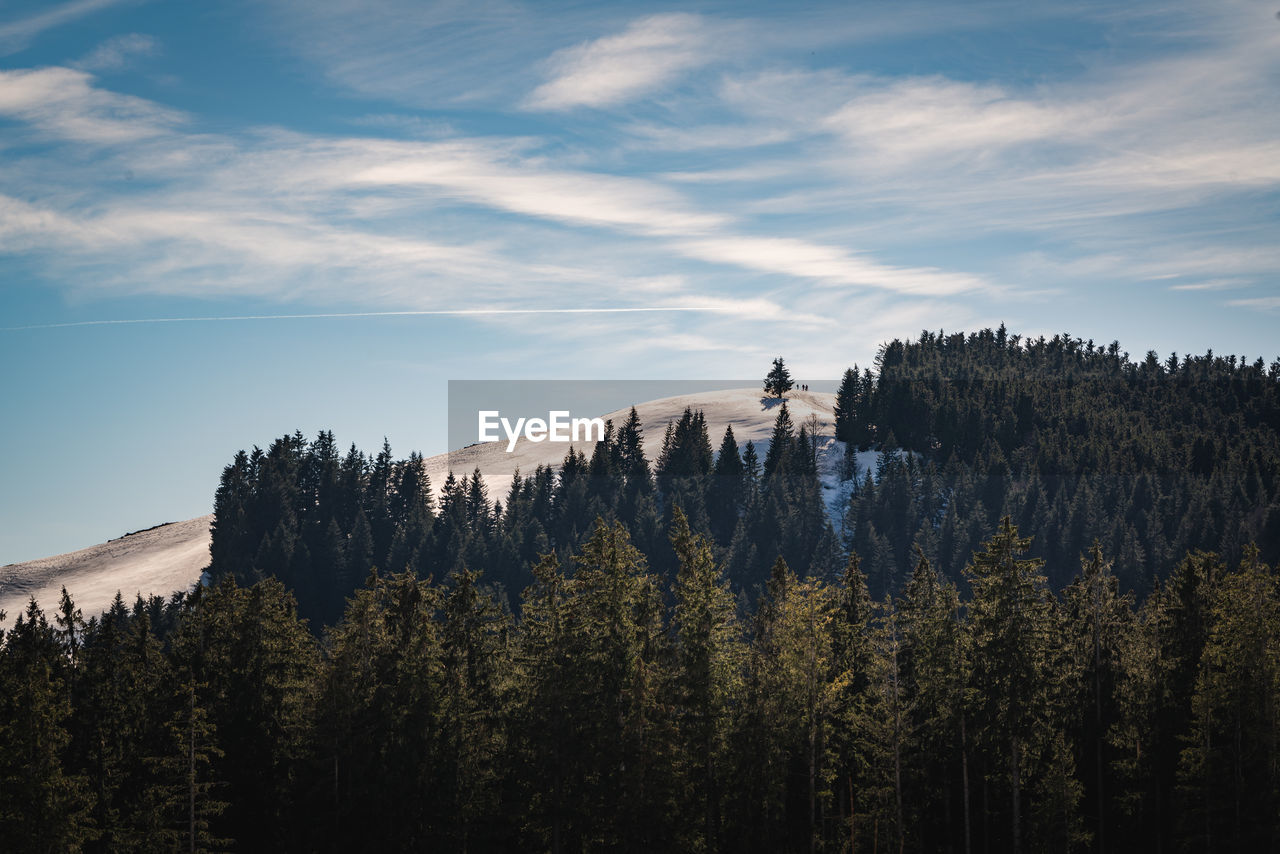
[256,0,559,107]
[340,138,730,235]
[0,60,1005,315]
[526,13,713,110]
[0,0,136,54]
[823,77,1094,166]
[3,1,1278,360]
[1228,297,1280,311]
[677,236,992,296]
[0,66,181,142]
[1169,279,1247,292]
[73,32,155,71]
[0,65,1005,337]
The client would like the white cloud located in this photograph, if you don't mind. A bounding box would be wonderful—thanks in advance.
[257,0,569,108]
[677,236,992,296]
[0,192,94,248]
[1168,279,1247,292]
[73,33,156,71]
[823,77,1095,166]
[340,139,730,235]
[526,13,711,110]
[1228,297,1280,311]
[623,121,796,152]
[0,0,136,54]
[0,66,182,143]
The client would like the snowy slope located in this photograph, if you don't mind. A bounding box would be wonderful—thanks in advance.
[1,387,866,629]
[0,516,213,630]
[425,386,841,501]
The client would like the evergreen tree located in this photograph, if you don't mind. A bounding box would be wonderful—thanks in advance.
[313,568,444,850]
[727,556,836,853]
[826,553,876,851]
[764,402,795,479]
[1177,545,1280,851]
[764,358,794,399]
[965,517,1079,853]
[173,577,319,848]
[833,366,861,446]
[897,549,969,851]
[1062,541,1133,852]
[709,425,746,546]
[513,552,574,851]
[0,600,94,850]
[669,507,743,850]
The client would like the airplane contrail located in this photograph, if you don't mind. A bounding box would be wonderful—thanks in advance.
[2,305,733,332]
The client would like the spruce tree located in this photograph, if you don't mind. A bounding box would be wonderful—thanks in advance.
[709,425,746,546]
[833,366,860,445]
[764,402,795,478]
[965,517,1076,854]
[439,567,514,849]
[0,600,94,850]
[764,357,794,399]
[669,507,743,850]
[1177,545,1280,851]
[1062,541,1133,852]
[897,549,969,851]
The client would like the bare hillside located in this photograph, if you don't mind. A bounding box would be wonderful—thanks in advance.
[0,516,212,629]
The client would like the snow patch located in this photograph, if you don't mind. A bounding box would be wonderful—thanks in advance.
[426,386,841,500]
[0,516,212,629]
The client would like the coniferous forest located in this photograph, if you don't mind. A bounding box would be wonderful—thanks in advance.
[2,329,1279,852]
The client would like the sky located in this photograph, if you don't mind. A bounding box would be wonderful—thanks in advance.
[1,0,1278,563]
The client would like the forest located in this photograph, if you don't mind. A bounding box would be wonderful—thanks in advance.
[1,327,1278,852]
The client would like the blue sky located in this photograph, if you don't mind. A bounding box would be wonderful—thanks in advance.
[1,0,1277,562]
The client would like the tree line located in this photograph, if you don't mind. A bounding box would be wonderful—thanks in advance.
[3,515,1277,851]
[835,327,1280,598]
[3,327,1278,850]
[206,328,1280,629]
[205,401,837,627]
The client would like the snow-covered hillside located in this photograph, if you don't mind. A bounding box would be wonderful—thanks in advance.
[0,516,213,630]
[1,386,878,629]
[426,386,842,499]
[427,386,872,532]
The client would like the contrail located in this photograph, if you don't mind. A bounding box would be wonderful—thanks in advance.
[2,305,732,332]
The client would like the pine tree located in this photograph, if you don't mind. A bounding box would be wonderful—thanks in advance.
[1177,545,1280,851]
[764,402,795,478]
[727,556,836,853]
[834,366,861,445]
[314,568,444,849]
[149,675,227,853]
[826,553,876,851]
[1152,550,1222,850]
[0,600,94,850]
[966,517,1076,854]
[514,552,573,852]
[173,577,319,847]
[670,508,743,849]
[572,519,677,849]
[742,441,761,485]
[1062,541,1133,852]
[518,522,677,850]
[764,357,794,399]
[438,567,514,849]
[863,596,911,853]
[709,425,746,546]
[897,549,969,851]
